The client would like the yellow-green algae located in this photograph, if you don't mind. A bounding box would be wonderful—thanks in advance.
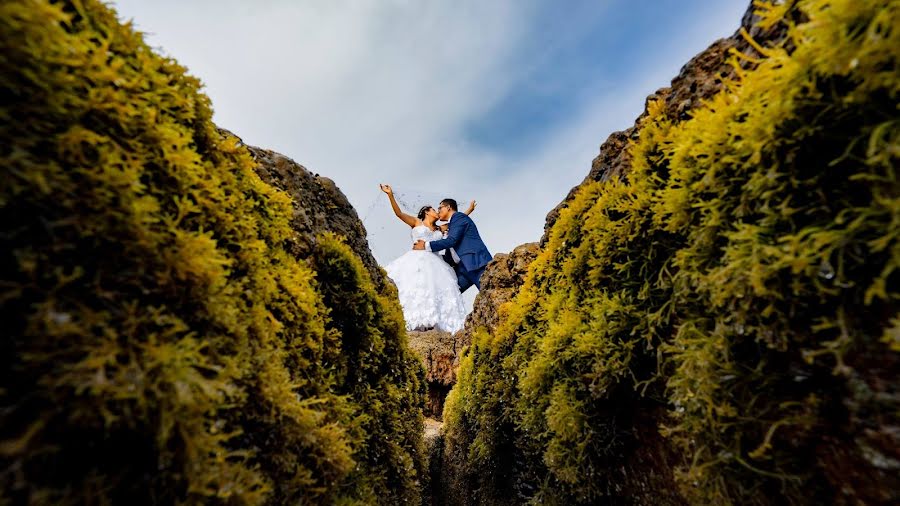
[443,0,899,504]
[0,1,424,504]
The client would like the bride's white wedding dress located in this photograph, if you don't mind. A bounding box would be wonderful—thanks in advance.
[385,225,467,333]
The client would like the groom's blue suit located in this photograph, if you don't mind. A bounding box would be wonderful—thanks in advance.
[427,212,492,292]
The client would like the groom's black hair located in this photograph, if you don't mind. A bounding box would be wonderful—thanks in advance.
[440,198,458,212]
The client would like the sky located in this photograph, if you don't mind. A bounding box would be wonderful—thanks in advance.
[110,0,750,304]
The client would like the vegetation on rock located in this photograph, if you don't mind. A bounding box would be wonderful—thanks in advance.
[443,0,899,504]
[0,1,424,504]
[311,233,427,505]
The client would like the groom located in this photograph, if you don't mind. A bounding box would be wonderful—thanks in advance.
[414,198,492,292]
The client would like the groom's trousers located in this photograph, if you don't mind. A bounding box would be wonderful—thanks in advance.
[456,264,486,293]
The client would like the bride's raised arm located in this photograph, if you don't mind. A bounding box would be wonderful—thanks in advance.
[380,184,418,228]
[464,200,477,215]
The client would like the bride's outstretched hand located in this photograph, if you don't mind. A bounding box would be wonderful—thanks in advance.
[466,199,477,215]
[381,184,417,227]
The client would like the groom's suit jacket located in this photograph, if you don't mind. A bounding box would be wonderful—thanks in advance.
[427,212,492,274]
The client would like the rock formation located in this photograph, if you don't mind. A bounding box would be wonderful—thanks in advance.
[460,243,541,339]
[244,140,387,290]
[407,329,459,418]
[440,1,899,505]
[0,2,425,504]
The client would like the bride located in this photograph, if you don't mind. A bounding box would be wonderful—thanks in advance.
[379,184,473,334]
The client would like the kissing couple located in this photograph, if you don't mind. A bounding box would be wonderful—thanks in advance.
[380,184,492,334]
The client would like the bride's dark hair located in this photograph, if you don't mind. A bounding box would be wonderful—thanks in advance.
[417,205,434,220]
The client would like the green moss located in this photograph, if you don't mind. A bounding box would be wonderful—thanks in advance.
[0,2,424,504]
[443,0,899,504]
[310,233,427,505]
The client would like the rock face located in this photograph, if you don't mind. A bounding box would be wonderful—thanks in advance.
[242,139,387,290]
[407,329,459,418]
[460,242,540,339]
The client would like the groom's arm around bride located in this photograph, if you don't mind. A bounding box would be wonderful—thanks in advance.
[414,198,492,292]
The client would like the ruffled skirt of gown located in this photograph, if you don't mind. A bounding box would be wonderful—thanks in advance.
[385,250,467,333]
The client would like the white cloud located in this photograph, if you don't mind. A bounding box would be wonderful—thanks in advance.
[111,0,748,312]
[112,1,530,252]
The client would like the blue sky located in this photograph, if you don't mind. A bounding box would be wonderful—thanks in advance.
[111,0,750,304]
[465,0,747,155]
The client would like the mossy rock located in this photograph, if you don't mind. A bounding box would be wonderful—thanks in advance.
[442,0,899,504]
[0,1,424,504]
